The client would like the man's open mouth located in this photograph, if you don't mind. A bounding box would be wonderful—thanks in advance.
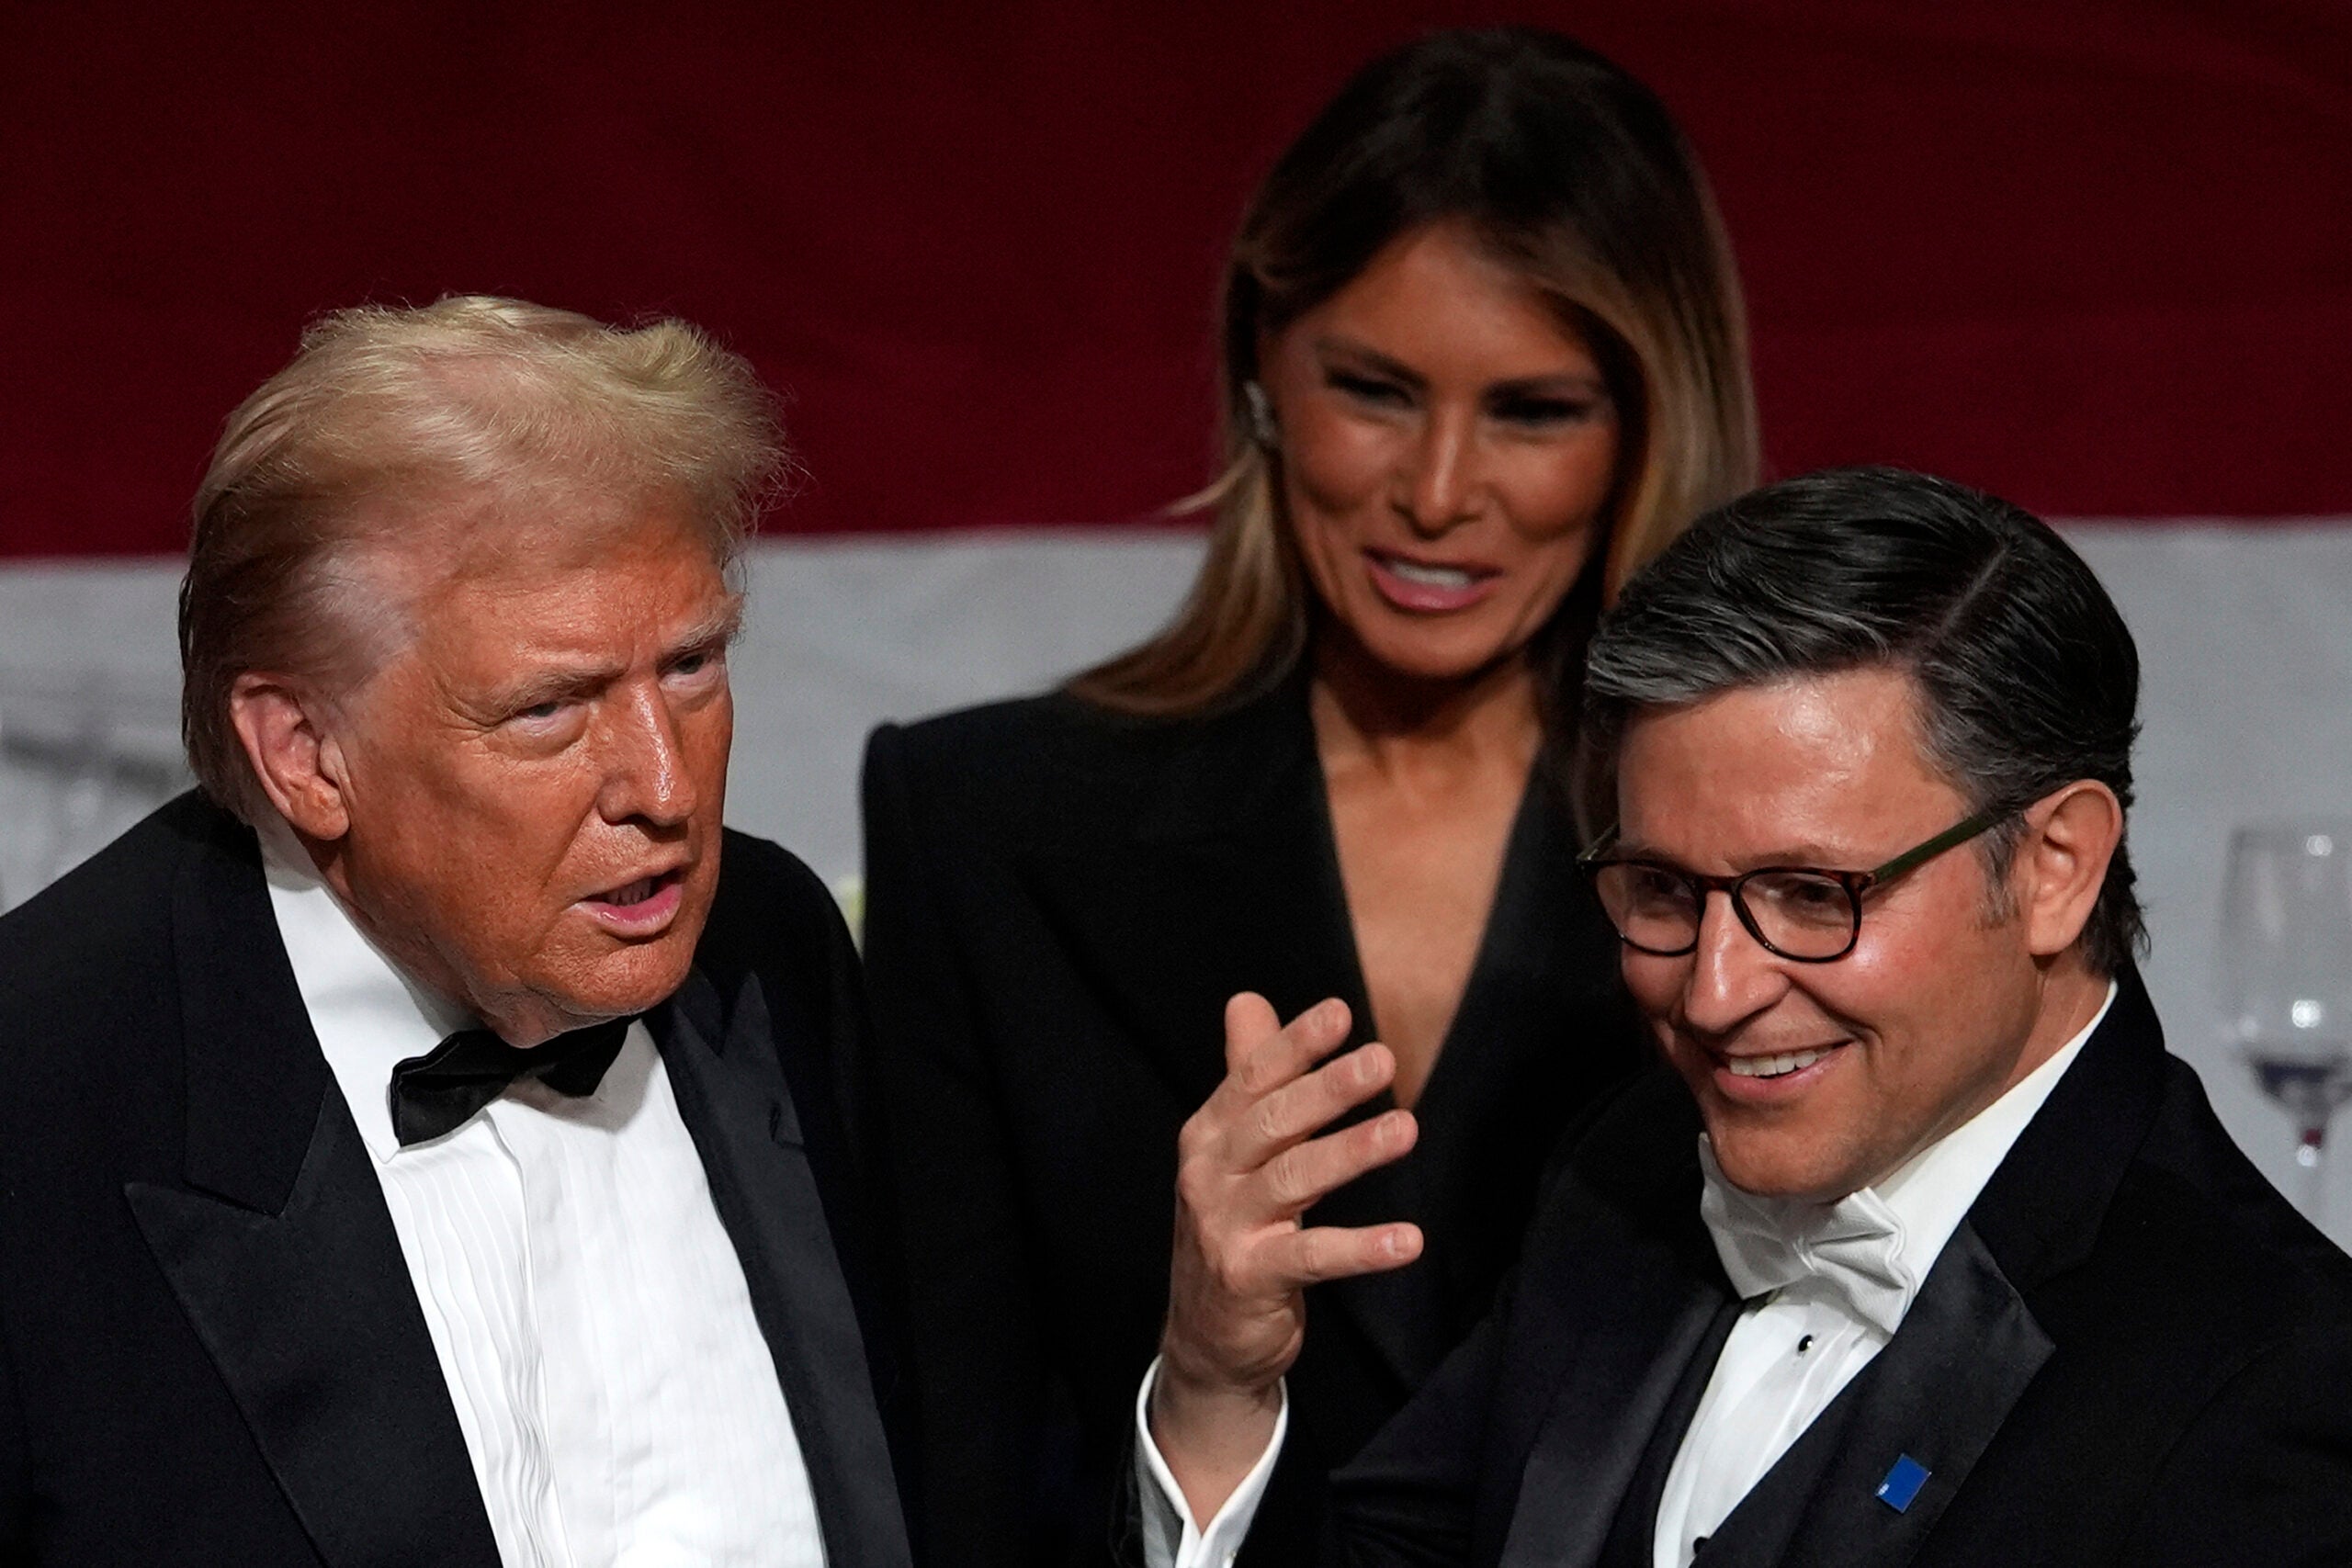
[591,868,682,908]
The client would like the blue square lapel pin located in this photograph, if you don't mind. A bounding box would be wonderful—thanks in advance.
[1875,1454,1931,1514]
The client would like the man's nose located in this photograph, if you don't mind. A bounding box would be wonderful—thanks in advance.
[1396,408,1482,536]
[597,684,697,828]
[1679,888,1785,1033]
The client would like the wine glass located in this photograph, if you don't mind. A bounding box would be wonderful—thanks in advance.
[2219,822,2352,1223]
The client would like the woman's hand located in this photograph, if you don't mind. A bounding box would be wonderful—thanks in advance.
[1148,992,1423,1524]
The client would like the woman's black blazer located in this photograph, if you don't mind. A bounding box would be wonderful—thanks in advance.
[857,670,1644,1568]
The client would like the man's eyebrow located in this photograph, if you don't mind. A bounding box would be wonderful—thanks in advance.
[666,597,745,658]
[488,664,617,714]
[481,600,743,715]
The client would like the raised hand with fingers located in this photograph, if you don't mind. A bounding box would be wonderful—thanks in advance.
[1148,991,1424,1526]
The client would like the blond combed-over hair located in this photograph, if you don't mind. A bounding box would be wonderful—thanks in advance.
[1070,28,1758,716]
[180,294,789,822]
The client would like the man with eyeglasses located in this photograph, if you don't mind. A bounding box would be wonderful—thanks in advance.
[1127,467,2352,1567]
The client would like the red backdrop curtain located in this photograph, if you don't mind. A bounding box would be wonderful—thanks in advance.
[4,0,2347,558]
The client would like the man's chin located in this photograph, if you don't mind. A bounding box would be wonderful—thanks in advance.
[1702,1122,1871,1204]
[535,940,698,1028]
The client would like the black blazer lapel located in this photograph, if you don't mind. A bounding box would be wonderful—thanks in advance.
[1502,1273,1729,1568]
[1500,1130,1734,1568]
[1025,738,1448,1401]
[1012,686,1446,1392]
[653,968,913,1568]
[1701,1224,2053,1568]
[1253,759,1442,1394]
[1008,680,1363,1110]
[1014,821,1354,1112]
[129,806,498,1568]
[1701,976,2172,1568]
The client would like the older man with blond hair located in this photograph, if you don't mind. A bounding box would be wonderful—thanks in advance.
[0,298,910,1568]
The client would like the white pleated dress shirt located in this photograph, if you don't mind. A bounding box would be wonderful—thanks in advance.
[1138,983,2115,1568]
[260,823,828,1568]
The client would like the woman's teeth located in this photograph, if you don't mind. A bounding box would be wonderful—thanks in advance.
[1726,1047,1834,1079]
[1383,558,1479,591]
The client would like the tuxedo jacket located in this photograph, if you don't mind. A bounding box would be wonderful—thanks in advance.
[1178,970,2352,1567]
[0,792,913,1568]
[859,673,1645,1568]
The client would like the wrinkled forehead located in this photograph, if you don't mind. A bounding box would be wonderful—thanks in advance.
[313,479,734,691]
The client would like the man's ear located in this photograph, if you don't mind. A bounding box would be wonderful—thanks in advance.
[2013,780,2124,958]
[228,673,354,841]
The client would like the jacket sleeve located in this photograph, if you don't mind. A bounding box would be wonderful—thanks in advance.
[859,723,1056,1568]
[701,827,922,1542]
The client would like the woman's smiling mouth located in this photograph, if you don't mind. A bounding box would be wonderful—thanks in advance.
[1365,548,1501,613]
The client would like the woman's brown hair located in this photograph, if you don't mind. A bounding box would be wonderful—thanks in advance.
[1069,27,1758,716]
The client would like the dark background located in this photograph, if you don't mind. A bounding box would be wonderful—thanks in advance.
[5,0,2347,558]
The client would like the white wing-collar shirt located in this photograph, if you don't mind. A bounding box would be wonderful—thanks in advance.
[1654,979,2114,1566]
[259,817,829,1568]
[1137,981,2117,1568]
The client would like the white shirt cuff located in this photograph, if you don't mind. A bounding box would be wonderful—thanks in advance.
[1132,1355,1288,1568]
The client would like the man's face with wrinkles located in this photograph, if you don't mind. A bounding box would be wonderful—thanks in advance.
[323,493,738,1043]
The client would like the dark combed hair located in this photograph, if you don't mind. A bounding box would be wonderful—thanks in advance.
[1580,465,2146,974]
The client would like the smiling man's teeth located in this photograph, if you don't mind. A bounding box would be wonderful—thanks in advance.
[1384,558,1478,590]
[1725,1047,1833,1079]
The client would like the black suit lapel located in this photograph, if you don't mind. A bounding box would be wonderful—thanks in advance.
[1011,677,1363,1107]
[1594,1296,1743,1568]
[1502,1265,1730,1568]
[1580,1232,2047,1568]
[652,968,913,1568]
[1502,975,2175,1568]
[1501,1117,1734,1568]
[129,804,498,1568]
[1014,680,1446,1391]
[1272,758,1446,1393]
[1704,976,2171,1568]
[1701,1224,2052,1568]
[1967,971,2170,1289]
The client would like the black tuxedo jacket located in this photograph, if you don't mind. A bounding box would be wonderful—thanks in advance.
[1182,971,2352,1566]
[859,674,1645,1568]
[0,793,912,1568]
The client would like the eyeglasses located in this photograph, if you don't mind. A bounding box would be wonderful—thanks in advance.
[1577,810,2007,963]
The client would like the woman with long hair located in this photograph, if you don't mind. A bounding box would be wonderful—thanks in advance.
[859,28,1758,1565]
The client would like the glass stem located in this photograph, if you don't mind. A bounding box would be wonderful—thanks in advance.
[2295,1122,2327,1224]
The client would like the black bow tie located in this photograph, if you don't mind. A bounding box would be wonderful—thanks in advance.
[388,1018,633,1148]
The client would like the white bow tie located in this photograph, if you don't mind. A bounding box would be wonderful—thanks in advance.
[1697,1138,1920,1337]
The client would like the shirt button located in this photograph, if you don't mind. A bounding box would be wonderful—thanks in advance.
[1797,1334,1815,1354]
